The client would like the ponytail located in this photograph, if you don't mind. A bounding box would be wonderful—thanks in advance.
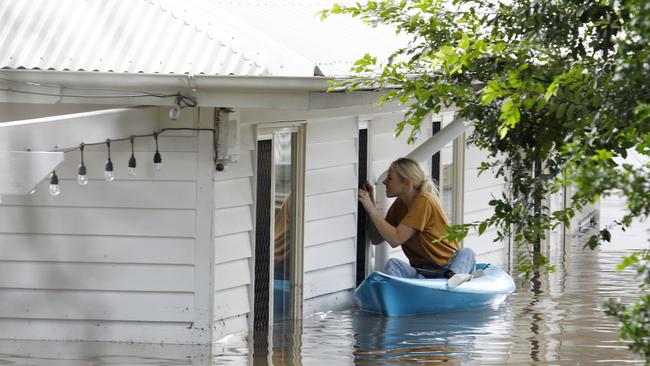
[418,179,436,194]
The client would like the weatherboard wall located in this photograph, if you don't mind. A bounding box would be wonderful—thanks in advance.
[462,130,509,267]
[0,106,209,343]
[211,120,255,339]
[302,116,360,314]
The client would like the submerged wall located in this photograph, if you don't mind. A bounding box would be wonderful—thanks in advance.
[0,102,514,344]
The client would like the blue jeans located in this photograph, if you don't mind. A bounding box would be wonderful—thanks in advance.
[382,248,477,278]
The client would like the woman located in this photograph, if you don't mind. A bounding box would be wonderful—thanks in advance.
[358,157,480,288]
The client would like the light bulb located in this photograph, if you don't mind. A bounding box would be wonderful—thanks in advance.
[105,159,115,181]
[49,184,61,196]
[77,163,88,185]
[29,188,36,195]
[49,171,60,196]
[128,167,137,176]
[77,174,88,185]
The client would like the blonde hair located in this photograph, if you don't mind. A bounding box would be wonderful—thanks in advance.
[389,157,437,194]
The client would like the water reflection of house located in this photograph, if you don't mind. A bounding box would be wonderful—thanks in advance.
[0,0,564,346]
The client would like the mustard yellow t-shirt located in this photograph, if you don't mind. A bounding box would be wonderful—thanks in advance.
[385,191,459,267]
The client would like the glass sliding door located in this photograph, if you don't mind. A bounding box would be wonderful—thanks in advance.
[272,130,296,323]
[253,124,305,363]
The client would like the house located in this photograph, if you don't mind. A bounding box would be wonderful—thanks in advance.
[0,0,513,344]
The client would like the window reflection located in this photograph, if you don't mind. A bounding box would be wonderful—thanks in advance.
[273,132,294,324]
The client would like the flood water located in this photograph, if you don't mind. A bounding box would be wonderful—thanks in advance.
[0,195,647,365]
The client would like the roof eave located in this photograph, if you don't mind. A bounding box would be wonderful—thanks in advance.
[0,69,336,93]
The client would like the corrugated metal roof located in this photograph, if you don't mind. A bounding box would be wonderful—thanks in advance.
[0,0,317,76]
[0,0,403,77]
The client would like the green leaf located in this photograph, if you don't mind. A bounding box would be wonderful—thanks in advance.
[475,39,487,53]
[583,235,599,250]
[439,45,455,56]
[500,98,521,128]
[544,78,560,102]
[481,80,504,104]
[600,228,611,242]
[508,70,522,88]
[459,34,471,50]
[478,221,488,235]
[616,252,639,271]
[498,124,509,139]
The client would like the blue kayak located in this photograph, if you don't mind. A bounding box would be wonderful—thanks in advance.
[354,263,515,316]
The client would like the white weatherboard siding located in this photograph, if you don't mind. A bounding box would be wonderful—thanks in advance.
[212,122,255,338]
[462,140,508,267]
[303,116,359,313]
[0,106,210,343]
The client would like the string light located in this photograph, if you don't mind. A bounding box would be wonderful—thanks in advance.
[29,127,221,198]
[105,139,115,181]
[77,143,88,185]
[128,136,137,176]
[153,132,162,171]
[49,171,60,196]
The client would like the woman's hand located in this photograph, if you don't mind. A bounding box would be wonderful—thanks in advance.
[360,180,374,203]
[358,180,376,210]
[358,187,375,211]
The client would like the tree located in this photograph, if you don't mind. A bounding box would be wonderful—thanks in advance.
[321,0,650,360]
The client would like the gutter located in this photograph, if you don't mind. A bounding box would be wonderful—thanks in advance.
[0,69,335,92]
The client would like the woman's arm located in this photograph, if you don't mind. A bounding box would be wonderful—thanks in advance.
[359,181,384,244]
[365,210,384,245]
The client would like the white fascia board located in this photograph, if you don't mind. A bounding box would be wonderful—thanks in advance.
[0,70,332,92]
[0,107,160,151]
[0,151,64,195]
[0,71,417,112]
[0,70,334,108]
